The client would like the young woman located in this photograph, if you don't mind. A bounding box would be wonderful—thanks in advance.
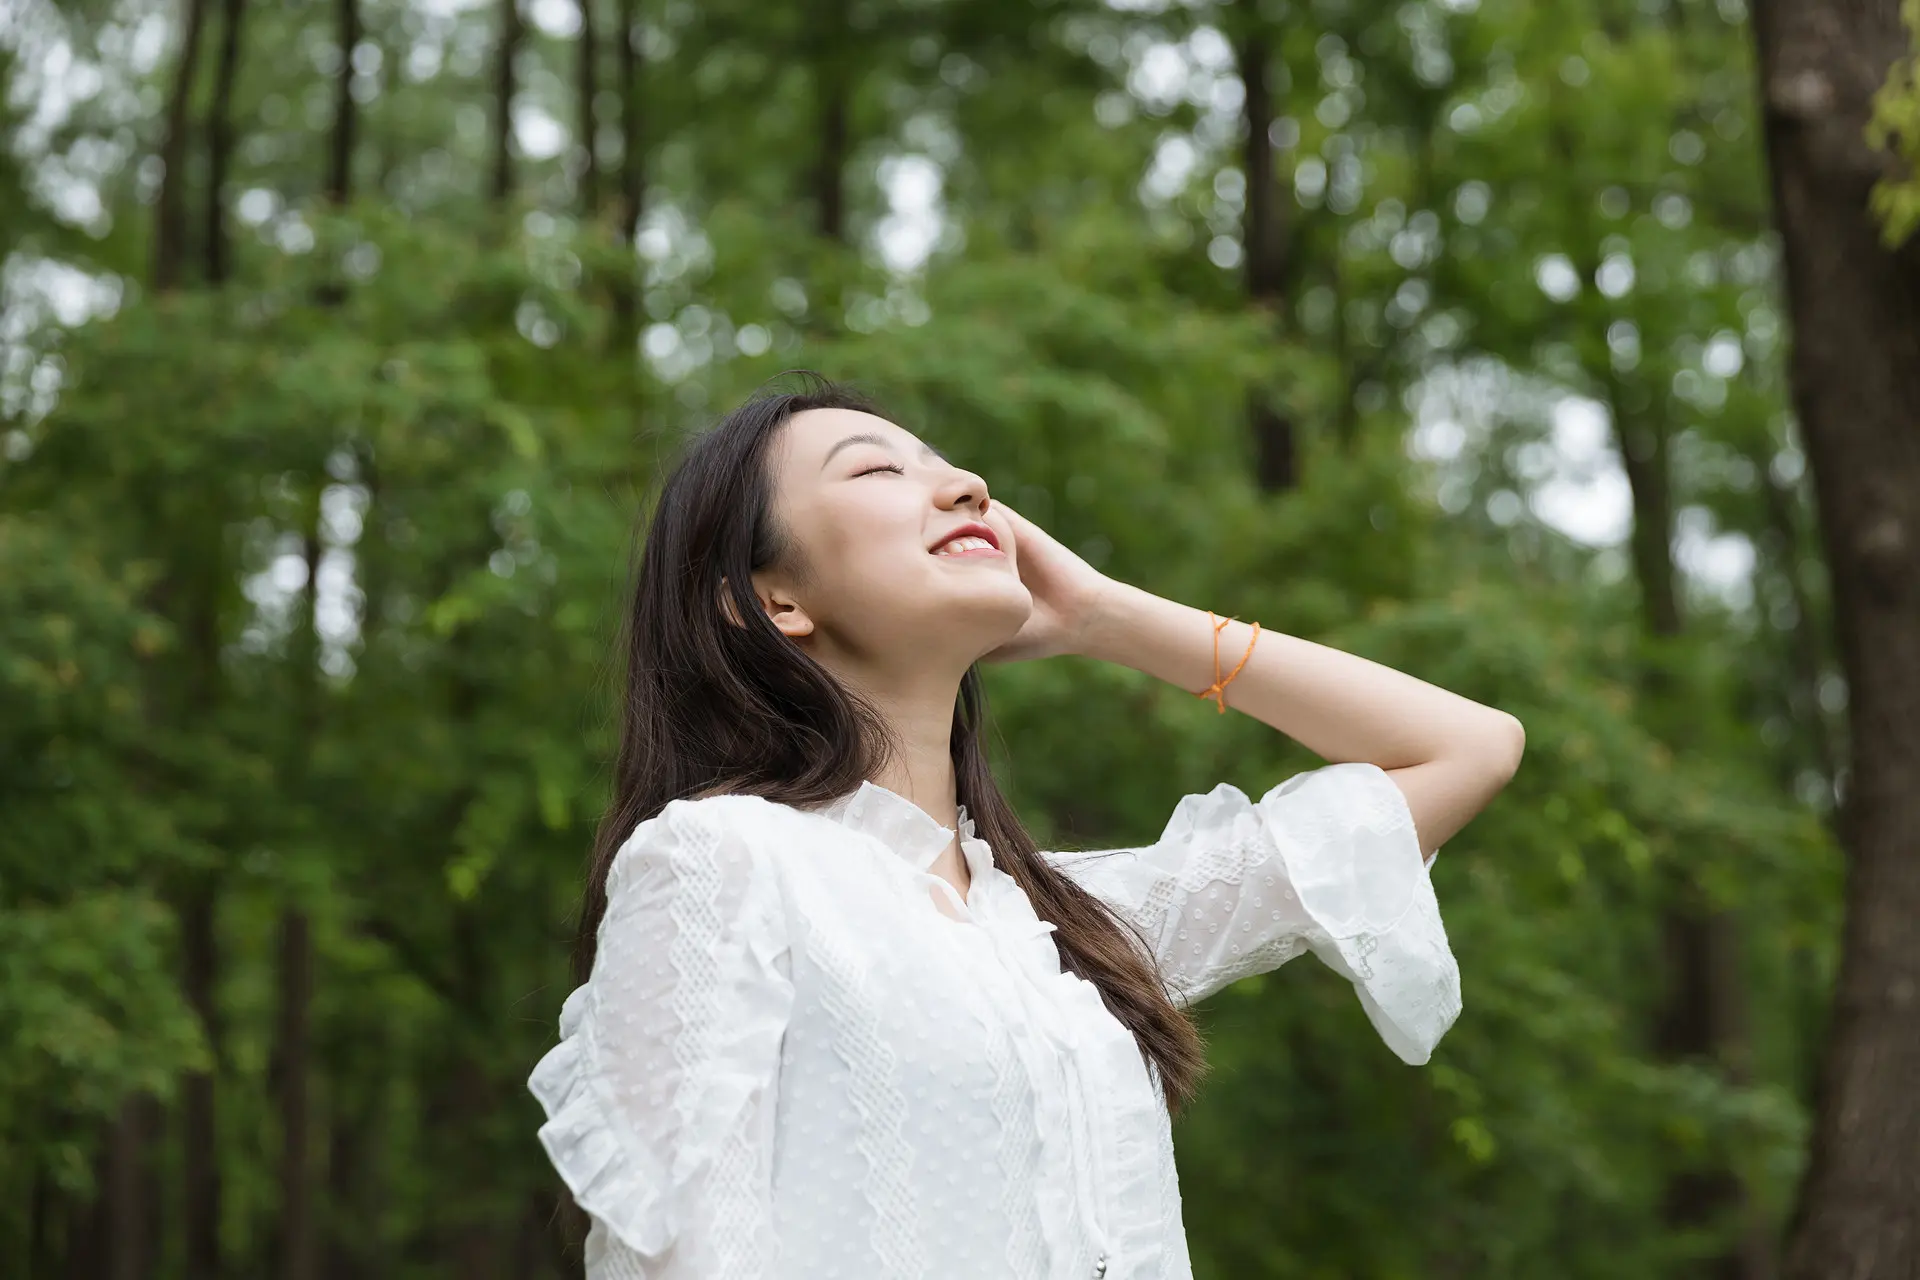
[529,379,1524,1279]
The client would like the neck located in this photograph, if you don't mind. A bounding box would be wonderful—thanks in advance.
[839,659,965,832]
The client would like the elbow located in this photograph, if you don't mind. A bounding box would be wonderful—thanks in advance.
[1486,710,1525,785]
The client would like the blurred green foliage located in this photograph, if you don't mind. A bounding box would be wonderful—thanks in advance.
[1868,0,1920,246]
[0,0,1849,1273]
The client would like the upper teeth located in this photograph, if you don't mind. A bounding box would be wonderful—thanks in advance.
[936,536,994,555]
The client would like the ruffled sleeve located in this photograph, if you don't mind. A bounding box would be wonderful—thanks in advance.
[528,796,794,1276]
[1040,762,1459,1064]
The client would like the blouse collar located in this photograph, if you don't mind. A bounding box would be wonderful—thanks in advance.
[812,780,999,885]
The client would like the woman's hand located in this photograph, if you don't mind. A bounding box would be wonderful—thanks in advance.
[980,503,1114,663]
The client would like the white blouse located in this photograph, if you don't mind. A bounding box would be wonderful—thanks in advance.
[529,762,1460,1280]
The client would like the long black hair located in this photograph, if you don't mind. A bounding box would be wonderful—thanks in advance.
[577,373,1209,1114]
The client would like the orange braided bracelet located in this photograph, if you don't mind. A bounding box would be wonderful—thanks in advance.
[1196,611,1260,713]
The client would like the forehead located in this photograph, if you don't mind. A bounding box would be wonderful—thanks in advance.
[780,407,924,466]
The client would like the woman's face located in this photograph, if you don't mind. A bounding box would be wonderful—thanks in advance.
[749,407,1032,669]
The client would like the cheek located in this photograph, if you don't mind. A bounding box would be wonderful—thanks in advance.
[802,493,929,589]
[829,488,924,555]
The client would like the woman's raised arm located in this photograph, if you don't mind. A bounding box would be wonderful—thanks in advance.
[982,502,1523,862]
[1077,579,1524,861]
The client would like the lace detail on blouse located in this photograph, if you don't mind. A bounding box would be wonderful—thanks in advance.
[665,815,770,1276]
[807,921,929,1276]
[988,1013,1049,1277]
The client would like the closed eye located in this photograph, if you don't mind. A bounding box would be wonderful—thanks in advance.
[855,463,905,477]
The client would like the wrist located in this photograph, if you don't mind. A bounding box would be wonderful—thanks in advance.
[1073,578,1148,665]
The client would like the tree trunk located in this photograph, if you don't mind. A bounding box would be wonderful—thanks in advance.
[1653,898,1760,1279]
[577,0,600,216]
[491,0,523,204]
[811,0,849,250]
[1329,248,1357,451]
[154,0,212,292]
[203,0,246,284]
[1238,28,1285,305]
[614,0,645,237]
[813,78,848,242]
[323,1079,379,1280]
[1753,2,1920,1276]
[309,0,357,308]
[274,909,315,1280]
[445,1053,499,1280]
[1753,432,1841,795]
[327,0,359,204]
[30,1169,50,1275]
[181,881,222,1280]
[275,511,325,1280]
[68,1140,109,1280]
[106,1095,159,1280]
[610,0,645,334]
[1615,410,1682,637]
[1234,15,1298,492]
[615,0,643,241]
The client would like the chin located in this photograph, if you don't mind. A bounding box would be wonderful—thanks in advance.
[933,580,1030,642]
[967,577,1033,619]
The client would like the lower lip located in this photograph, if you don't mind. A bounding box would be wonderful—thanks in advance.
[932,546,1004,558]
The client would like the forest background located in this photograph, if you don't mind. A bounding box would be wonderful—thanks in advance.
[3,0,1917,1275]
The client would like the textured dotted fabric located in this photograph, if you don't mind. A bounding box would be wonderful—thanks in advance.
[528,762,1460,1278]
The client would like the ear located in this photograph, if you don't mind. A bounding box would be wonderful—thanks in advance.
[719,574,814,640]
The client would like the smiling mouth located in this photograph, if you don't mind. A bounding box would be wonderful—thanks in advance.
[930,521,1002,556]
[931,535,1003,557]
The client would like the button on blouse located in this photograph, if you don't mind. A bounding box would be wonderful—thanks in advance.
[528,762,1461,1278]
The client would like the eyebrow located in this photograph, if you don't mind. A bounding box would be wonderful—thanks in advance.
[819,431,947,470]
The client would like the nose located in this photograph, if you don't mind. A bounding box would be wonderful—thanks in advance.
[937,465,991,514]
